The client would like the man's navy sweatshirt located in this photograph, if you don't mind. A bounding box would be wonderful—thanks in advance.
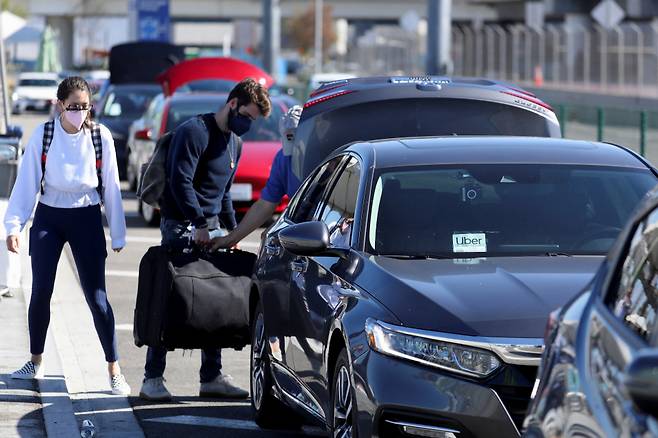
[160,113,240,230]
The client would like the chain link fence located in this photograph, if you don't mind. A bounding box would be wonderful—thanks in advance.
[334,21,658,97]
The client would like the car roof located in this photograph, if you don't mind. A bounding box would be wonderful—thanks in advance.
[345,136,652,170]
[19,72,59,80]
[107,83,162,90]
[167,92,286,106]
[302,76,557,123]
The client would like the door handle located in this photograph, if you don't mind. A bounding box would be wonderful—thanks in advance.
[290,258,308,273]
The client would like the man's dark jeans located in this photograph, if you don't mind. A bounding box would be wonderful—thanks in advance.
[143,219,222,383]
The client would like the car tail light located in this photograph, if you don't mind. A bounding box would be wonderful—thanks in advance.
[135,128,152,140]
[501,91,554,112]
[308,82,346,98]
[505,86,536,97]
[303,90,355,109]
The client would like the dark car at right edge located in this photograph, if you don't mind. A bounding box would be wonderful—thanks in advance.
[247,136,657,438]
[524,187,658,437]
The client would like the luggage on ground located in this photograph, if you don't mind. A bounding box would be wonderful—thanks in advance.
[134,246,256,350]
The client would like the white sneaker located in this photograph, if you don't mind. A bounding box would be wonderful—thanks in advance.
[199,374,248,399]
[139,377,172,401]
[11,361,43,380]
[110,374,131,396]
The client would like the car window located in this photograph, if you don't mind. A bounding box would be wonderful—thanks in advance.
[607,208,658,344]
[165,99,284,142]
[367,164,656,258]
[319,157,360,248]
[102,88,159,118]
[289,156,345,224]
[19,79,58,87]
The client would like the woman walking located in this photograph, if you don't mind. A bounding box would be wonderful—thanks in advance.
[4,76,130,395]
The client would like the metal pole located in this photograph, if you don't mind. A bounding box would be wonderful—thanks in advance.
[314,0,323,74]
[597,107,605,141]
[262,0,281,80]
[0,16,10,135]
[426,0,452,75]
[640,111,647,157]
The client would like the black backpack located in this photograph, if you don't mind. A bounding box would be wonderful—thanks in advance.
[136,117,243,208]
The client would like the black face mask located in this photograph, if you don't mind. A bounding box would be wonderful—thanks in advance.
[228,107,252,136]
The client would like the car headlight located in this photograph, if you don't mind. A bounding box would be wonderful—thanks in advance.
[365,319,501,378]
[11,92,19,101]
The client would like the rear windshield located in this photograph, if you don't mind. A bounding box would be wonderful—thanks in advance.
[102,87,160,118]
[368,164,656,257]
[19,79,57,87]
[293,98,561,179]
[166,99,284,142]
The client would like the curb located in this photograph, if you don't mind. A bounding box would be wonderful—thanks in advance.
[19,247,80,437]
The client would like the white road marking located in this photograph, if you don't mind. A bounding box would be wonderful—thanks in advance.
[105,236,261,250]
[144,415,324,435]
[105,270,139,278]
[106,236,160,244]
[114,323,133,331]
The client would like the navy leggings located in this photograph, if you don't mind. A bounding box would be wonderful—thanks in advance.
[28,203,118,362]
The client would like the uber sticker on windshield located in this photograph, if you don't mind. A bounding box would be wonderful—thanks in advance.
[452,233,487,253]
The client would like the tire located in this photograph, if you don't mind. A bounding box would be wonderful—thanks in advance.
[251,301,300,429]
[139,200,160,227]
[329,348,357,438]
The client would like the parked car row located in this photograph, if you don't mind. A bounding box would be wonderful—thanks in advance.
[244,75,658,437]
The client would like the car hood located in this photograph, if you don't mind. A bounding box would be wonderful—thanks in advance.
[364,255,604,338]
[234,141,281,182]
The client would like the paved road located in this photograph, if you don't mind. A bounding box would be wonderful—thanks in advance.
[11,114,316,437]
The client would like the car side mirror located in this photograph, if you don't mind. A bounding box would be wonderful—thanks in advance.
[623,350,658,418]
[135,128,152,140]
[279,221,349,259]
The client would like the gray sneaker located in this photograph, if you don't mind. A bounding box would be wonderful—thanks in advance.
[199,374,248,399]
[139,377,172,401]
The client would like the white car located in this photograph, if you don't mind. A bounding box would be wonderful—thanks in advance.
[12,72,59,114]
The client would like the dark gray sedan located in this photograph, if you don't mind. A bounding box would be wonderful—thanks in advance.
[248,137,657,437]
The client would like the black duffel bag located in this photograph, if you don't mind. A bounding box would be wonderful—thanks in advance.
[134,246,256,350]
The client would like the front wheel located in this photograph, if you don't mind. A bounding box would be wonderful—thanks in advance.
[251,301,300,429]
[330,348,357,438]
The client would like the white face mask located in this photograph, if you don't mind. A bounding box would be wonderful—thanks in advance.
[63,109,87,130]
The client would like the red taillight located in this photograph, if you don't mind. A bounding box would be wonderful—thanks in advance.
[303,90,355,109]
[506,86,536,97]
[308,82,346,98]
[501,91,554,112]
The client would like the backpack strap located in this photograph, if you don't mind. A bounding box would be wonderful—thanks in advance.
[40,120,55,195]
[90,123,104,204]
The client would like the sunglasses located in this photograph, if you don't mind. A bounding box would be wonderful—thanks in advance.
[64,104,93,111]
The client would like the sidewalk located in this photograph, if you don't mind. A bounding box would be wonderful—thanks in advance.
[0,200,144,437]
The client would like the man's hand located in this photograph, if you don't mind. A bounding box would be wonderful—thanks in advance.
[210,234,236,251]
[6,235,19,253]
[194,227,211,248]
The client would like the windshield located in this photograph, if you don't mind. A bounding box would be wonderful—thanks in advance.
[102,88,160,118]
[19,79,57,87]
[166,99,284,142]
[368,164,656,258]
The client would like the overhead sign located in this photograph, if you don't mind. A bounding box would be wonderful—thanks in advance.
[591,0,625,29]
[135,0,170,42]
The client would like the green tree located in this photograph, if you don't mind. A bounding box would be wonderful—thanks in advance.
[1,0,27,18]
